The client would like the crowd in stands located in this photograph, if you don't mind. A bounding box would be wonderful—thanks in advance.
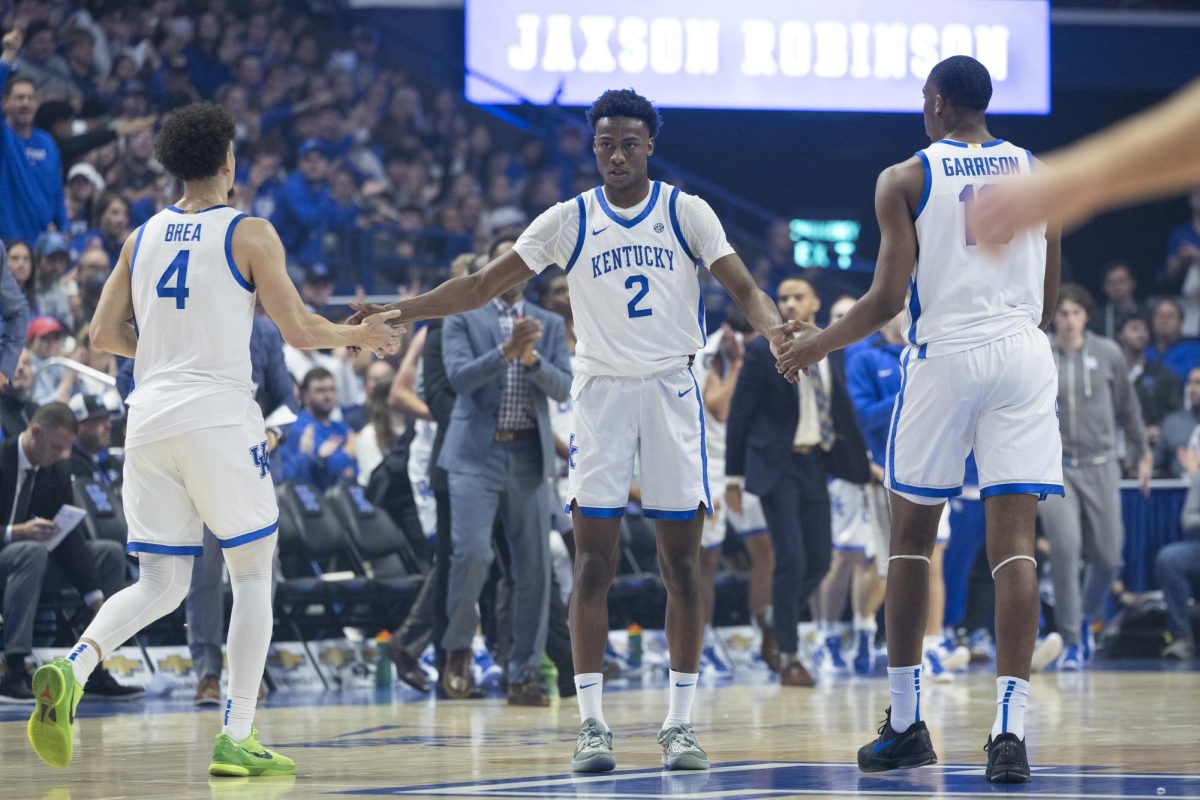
[0,0,1197,704]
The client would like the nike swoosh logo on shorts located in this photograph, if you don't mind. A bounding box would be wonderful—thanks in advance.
[677,388,692,398]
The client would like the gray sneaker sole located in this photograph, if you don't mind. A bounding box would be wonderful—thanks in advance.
[571,752,616,773]
[663,751,710,770]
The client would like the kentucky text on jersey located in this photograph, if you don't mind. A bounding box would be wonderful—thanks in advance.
[591,245,675,278]
[164,222,203,242]
[940,155,1021,178]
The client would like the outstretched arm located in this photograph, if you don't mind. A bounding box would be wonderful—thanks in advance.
[775,160,920,379]
[976,78,1200,239]
[362,251,534,325]
[708,253,789,354]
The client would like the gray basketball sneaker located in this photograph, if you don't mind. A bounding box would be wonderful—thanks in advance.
[571,718,616,773]
[658,724,710,770]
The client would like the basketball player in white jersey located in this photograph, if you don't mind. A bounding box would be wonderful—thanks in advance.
[26,103,402,776]
[350,89,791,772]
[777,57,1063,783]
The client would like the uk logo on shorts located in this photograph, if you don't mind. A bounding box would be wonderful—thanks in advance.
[568,433,578,470]
[250,441,270,478]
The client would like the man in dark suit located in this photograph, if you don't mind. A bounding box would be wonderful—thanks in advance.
[726,276,867,687]
[0,402,138,701]
[438,259,572,706]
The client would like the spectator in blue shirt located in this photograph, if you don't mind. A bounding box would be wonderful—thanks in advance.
[1,33,68,244]
[845,316,906,468]
[280,367,357,489]
[1147,298,1200,383]
[1161,189,1200,294]
[271,139,334,267]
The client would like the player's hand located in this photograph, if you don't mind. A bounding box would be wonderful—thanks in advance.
[725,483,743,515]
[1177,445,1199,477]
[766,321,795,360]
[345,301,391,327]
[359,308,406,357]
[12,518,57,542]
[318,435,345,459]
[869,462,886,485]
[775,319,825,382]
[504,317,541,360]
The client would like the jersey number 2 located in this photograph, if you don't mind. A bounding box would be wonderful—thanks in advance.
[156,251,191,309]
[625,274,652,319]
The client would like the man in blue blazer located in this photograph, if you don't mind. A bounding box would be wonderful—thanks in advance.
[438,256,572,705]
[726,276,867,687]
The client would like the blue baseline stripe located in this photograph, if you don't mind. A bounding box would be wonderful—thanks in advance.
[594,181,661,229]
[644,508,702,521]
[218,521,279,549]
[127,541,203,557]
[691,367,713,514]
[563,195,587,275]
[225,213,254,292]
[668,187,698,262]
[576,505,624,519]
[913,151,932,219]
[129,224,147,277]
[980,482,1064,500]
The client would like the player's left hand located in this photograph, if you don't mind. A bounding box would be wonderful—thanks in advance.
[345,301,391,327]
[775,319,825,382]
[766,321,795,360]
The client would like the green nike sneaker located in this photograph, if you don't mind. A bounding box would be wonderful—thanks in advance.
[209,728,296,777]
[27,657,84,768]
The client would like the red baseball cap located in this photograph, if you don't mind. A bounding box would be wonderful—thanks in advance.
[27,316,65,341]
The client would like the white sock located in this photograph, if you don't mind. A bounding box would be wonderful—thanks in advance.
[67,642,100,686]
[992,676,1030,740]
[574,673,606,730]
[220,536,276,741]
[854,615,877,634]
[223,691,257,741]
[75,554,193,684]
[663,670,698,729]
[887,665,922,732]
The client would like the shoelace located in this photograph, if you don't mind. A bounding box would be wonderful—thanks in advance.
[875,708,893,737]
[578,725,611,752]
[658,725,699,752]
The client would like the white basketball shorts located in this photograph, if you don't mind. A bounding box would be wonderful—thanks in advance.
[567,367,711,520]
[885,325,1064,505]
[123,402,279,557]
[701,474,769,549]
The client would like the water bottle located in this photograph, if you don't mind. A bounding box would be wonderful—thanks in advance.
[375,631,394,688]
[627,624,643,669]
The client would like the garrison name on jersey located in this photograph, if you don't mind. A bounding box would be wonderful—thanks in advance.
[938,155,1022,178]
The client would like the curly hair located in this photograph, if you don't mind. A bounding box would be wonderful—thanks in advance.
[586,89,661,138]
[928,56,992,113]
[154,102,236,182]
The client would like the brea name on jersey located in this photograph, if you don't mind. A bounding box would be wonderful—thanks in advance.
[940,155,1022,178]
[164,222,203,242]
[590,244,677,279]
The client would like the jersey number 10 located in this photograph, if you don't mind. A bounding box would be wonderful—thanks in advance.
[156,251,191,309]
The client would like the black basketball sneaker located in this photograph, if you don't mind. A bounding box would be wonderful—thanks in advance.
[985,732,1031,783]
[857,707,938,773]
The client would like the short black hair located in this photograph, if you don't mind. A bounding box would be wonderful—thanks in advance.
[302,367,335,392]
[1117,313,1149,334]
[928,56,992,113]
[4,73,37,99]
[586,89,661,138]
[155,102,236,182]
[31,402,78,435]
[1103,260,1134,280]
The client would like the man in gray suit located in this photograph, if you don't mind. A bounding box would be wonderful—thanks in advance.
[439,255,572,706]
[0,242,30,388]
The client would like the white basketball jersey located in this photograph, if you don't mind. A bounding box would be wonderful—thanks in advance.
[553,182,707,377]
[125,205,256,447]
[906,139,1048,359]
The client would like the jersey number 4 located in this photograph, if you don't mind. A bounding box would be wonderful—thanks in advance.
[625,274,652,319]
[156,251,191,309]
